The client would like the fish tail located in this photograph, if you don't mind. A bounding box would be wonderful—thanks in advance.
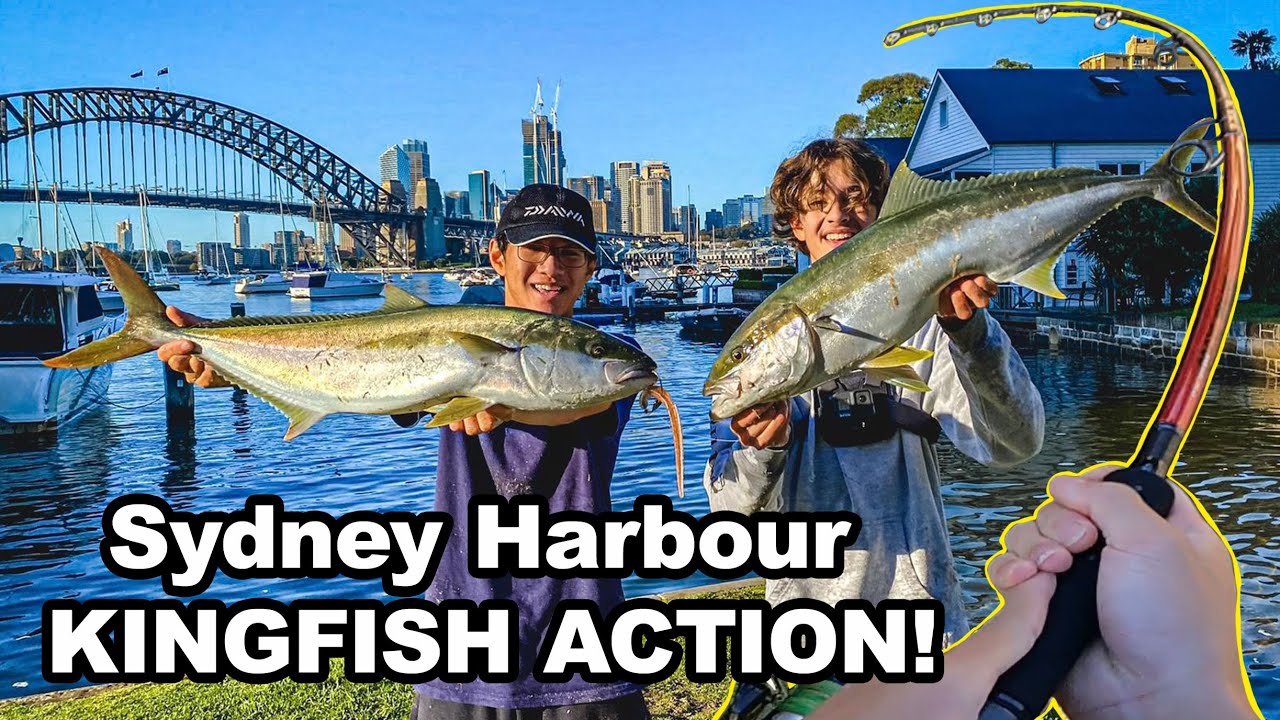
[43,246,170,369]
[1146,118,1218,235]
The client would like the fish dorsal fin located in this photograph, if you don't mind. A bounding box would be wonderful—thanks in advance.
[193,289,427,330]
[196,312,372,329]
[879,162,1105,219]
[379,285,429,313]
[1011,255,1067,300]
[862,345,933,369]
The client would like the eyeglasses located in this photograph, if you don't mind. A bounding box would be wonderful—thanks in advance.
[515,242,592,268]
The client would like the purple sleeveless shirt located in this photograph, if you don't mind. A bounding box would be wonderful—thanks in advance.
[414,392,642,708]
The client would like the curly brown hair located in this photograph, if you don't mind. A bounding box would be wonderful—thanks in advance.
[770,139,890,255]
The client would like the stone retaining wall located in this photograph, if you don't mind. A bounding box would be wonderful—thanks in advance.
[1035,314,1280,376]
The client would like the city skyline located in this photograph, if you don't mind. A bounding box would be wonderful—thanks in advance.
[0,0,1273,247]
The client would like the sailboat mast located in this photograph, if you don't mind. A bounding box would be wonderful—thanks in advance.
[139,189,154,275]
[26,104,46,263]
[52,183,61,270]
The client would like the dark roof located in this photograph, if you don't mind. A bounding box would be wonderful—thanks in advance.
[935,69,1279,143]
[862,137,911,174]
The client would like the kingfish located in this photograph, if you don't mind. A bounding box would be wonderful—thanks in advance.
[704,121,1218,422]
[47,248,661,441]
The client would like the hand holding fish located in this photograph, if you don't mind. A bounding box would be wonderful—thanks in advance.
[156,307,230,389]
[446,403,615,435]
[938,274,999,322]
[729,400,791,450]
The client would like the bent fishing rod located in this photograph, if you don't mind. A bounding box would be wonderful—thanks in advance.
[884,4,1251,719]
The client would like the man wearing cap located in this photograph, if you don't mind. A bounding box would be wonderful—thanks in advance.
[154,185,651,719]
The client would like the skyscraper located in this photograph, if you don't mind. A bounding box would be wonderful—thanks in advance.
[633,174,668,236]
[675,204,698,242]
[611,161,639,233]
[379,145,412,204]
[522,115,565,186]
[115,219,133,252]
[445,191,470,219]
[589,199,610,233]
[723,198,742,228]
[628,162,673,235]
[641,162,673,231]
[569,175,604,201]
[400,139,431,188]
[469,170,493,222]
[233,213,250,249]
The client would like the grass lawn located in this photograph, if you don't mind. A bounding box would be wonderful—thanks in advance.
[0,585,757,720]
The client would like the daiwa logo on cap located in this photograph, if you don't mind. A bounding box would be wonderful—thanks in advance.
[521,205,586,227]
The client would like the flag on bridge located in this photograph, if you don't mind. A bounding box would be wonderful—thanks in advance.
[157,67,169,76]
[129,70,144,78]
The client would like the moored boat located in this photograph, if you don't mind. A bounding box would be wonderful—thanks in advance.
[288,270,384,299]
[0,268,122,434]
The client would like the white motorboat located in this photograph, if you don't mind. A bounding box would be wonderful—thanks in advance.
[192,270,231,286]
[443,269,469,283]
[234,272,291,295]
[288,270,384,299]
[0,267,122,434]
[458,267,502,287]
[95,280,124,313]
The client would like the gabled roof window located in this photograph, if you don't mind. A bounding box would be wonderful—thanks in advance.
[1157,75,1191,94]
[1090,75,1124,95]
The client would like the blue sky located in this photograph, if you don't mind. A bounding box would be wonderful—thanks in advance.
[1,0,1276,249]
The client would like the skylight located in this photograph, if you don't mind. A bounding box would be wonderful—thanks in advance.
[1090,76,1124,95]
[1157,75,1191,94]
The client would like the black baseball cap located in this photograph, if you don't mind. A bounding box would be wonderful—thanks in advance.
[495,184,597,255]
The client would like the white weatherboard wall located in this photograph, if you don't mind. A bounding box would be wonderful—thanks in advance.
[1254,144,1280,215]
[908,77,987,171]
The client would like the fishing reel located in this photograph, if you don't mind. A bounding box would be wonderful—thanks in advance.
[715,679,845,720]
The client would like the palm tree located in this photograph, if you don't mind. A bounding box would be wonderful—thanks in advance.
[1230,29,1276,69]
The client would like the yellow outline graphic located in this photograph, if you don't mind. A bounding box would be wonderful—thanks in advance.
[884,4,1261,719]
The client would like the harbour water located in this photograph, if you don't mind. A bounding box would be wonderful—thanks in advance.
[1,273,1277,713]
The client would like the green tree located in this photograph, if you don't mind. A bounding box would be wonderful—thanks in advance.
[831,73,929,139]
[992,58,1033,69]
[1077,177,1216,309]
[1246,203,1280,303]
[833,113,865,139]
[1230,28,1276,69]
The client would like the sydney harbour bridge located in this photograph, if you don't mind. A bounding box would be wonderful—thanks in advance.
[1,88,645,267]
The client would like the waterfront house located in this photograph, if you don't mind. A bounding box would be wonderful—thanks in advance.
[905,69,1279,304]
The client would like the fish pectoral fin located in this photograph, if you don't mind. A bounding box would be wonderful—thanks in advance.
[424,396,495,428]
[448,332,520,363]
[379,285,430,312]
[1011,256,1067,300]
[811,315,887,343]
[862,364,931,393]
[863,345,933,368]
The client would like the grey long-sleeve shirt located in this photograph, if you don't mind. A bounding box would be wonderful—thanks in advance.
[703,310,1044,642]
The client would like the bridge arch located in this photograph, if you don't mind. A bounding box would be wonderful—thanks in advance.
[0,87,418,263]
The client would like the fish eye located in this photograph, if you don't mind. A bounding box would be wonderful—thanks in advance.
[588,342,605,358]
[731,348,744,362]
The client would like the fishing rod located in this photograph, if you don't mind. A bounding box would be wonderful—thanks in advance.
[883,4,1252,720]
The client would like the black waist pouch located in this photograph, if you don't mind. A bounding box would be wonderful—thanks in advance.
[815,387,898,446]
